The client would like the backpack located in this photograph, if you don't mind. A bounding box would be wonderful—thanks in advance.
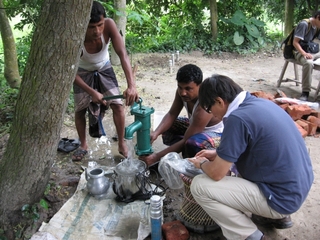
[281,19,315,59]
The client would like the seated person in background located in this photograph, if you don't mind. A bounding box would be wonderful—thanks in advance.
[293,10,320,101]
[139,64,223,166]
[189,74,313,240]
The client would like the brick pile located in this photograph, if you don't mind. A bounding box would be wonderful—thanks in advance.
[251,91,320,138]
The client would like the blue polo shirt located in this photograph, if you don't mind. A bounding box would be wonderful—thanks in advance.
[217,92,314,214]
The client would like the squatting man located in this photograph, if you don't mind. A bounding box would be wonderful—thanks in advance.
[188,74,313,240]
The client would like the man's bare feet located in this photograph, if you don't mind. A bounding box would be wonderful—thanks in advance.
[118,141,128,158]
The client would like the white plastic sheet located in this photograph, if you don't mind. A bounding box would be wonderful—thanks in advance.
[31,169,151,240]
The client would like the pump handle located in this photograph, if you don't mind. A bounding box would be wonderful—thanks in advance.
[102,94,124,101]
[102,65,138,102]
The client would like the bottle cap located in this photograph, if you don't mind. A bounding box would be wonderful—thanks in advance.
[151,195,161,202]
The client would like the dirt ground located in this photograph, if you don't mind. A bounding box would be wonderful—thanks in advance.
[3,50,320,239]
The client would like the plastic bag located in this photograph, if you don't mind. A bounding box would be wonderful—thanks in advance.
[300,41,319,53]
[158,152,203,189]
[88,102,106,138]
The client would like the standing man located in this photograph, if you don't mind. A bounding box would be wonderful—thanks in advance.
[139,64,223,166]
[189,74,313,240]
[293,11,320,101]
[72,1,138,161]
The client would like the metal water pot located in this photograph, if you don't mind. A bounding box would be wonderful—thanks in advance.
[85,167,110,197]
[112,159,149,201]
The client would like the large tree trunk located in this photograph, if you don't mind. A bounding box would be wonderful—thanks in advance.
[111,0,126,65]
[0,0,21,88]
[210,0,218,41]
[0,0,92,226]
[284,0,295,36]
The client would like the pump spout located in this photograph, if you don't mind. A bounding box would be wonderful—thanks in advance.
[125,120,143,140]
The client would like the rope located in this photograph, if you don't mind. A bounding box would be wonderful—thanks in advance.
[113,168,167,203]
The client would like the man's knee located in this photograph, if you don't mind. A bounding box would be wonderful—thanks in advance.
[110,103,124,113]
[304,60,314,69]
[75,108,87,119]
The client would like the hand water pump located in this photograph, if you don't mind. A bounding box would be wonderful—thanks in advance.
[103,95,154,156]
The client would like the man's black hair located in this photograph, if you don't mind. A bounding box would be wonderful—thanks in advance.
[90,1,107,23]
[314,10,320,19]
[176,64,203,85]
[199,74,243,110]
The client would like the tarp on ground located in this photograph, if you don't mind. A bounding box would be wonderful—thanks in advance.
[31,169,151,240]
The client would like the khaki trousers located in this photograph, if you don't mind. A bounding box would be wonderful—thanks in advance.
[190,175,287,240]
[294,51,320,92]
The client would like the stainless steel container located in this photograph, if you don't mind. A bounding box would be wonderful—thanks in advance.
[85,167,110,197]
[113,159,148,201]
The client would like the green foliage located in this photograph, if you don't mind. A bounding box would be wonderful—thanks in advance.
[0,53,4,84]
[263,0,320,24]
[3,0,37,76]
[39,198,49,210]
[126,0,214,53]
[124,1,276,54]
[21,204,40,222]
[44,183,51,195]
[15,35,32,76]
[4,0,43,27]
[101,1,117,18]
[67,90,75,115]
[262,0,284,23]
[21,198,48,222]
[0,83,19,136]
[220,10,266,51]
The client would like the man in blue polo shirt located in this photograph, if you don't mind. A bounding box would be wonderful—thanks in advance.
[188,74,314,240]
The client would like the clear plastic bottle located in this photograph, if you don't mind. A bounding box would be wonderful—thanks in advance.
[150,195,162,240]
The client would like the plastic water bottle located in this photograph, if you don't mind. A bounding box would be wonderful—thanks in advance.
[150,195,162,240]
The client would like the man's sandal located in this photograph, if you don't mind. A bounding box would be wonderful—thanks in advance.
[58,138,80,153]
[72,149,88,161]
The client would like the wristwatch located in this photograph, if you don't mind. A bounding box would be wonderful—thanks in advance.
[200,159,209,170]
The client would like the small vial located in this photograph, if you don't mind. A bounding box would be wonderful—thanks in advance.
[150,195,162,240]
[176,51,180,61]
[171,53,175,66]
[169,60,173,73]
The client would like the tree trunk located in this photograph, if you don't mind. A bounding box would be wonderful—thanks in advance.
[0,0,92,226]
[111,0,126,66]
[0,0,21,88]
[284,0,295,36]
[210,0,218,41]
